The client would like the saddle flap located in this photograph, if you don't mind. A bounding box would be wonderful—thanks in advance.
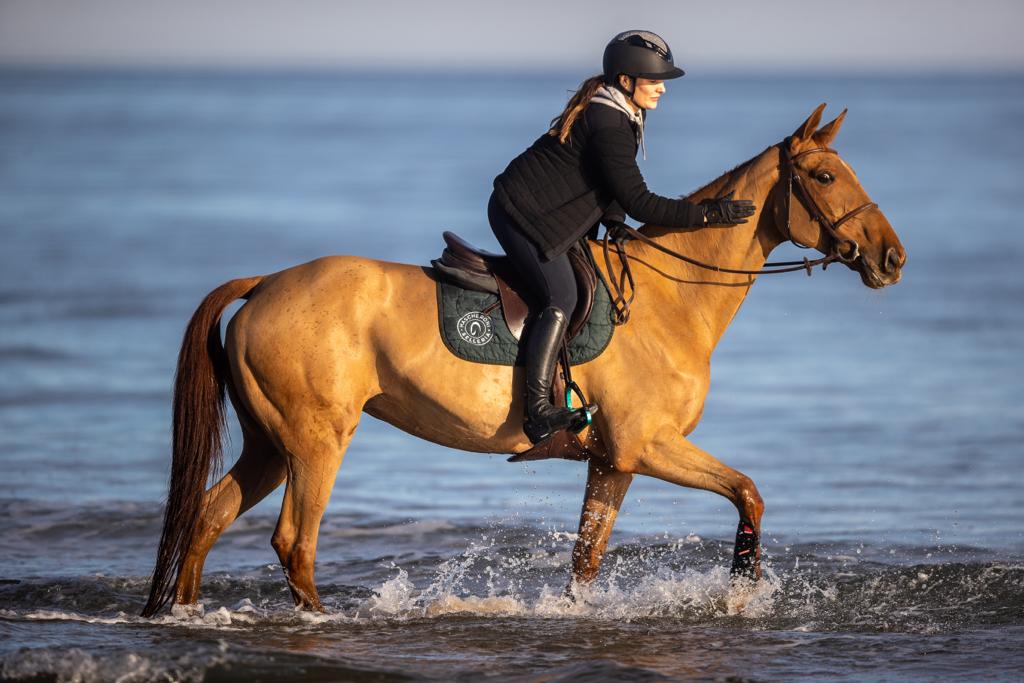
[491,243,596,344]
[491,259,532,340]
[433,233,599,344]
[566,243,597,340]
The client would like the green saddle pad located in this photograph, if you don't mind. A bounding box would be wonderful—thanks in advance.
[435,268,615,367]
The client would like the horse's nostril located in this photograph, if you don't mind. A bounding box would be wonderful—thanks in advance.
[884,247,901,273]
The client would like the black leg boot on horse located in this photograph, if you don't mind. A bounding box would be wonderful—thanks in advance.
[522,306,598,445]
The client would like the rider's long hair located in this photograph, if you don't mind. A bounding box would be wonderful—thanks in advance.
[548,74,606,144]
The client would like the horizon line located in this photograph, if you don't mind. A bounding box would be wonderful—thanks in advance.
[1,63,1022,78]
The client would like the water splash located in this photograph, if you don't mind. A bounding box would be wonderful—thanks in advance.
[355,529,781,622]
[2,527,1021,636]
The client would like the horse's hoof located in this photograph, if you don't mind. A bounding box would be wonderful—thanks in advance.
[730,520,760,578]
[292,601,326,614]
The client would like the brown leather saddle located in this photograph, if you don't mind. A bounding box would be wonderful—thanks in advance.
[431,231,597,341]
[431,231,599,463]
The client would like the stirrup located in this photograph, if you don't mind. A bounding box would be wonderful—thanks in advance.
[524,404,598,445]
[564,381,596,430]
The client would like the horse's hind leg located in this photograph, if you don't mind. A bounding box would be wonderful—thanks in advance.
[174,425,286,606]
[270,411,359,612]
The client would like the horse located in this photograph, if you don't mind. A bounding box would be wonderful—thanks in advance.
[141,103,906,617]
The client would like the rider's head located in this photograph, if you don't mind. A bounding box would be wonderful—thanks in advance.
[603,30,685,111]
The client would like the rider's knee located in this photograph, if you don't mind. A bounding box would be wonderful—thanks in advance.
[547,292,577,319]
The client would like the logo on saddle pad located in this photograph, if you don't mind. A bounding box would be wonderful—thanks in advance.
[456,311,494,346]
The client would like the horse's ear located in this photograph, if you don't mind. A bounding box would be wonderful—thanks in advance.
[813,108,848,148]
[791,103,827,145]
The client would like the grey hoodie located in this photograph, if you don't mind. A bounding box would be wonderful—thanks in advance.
[589,84,647,160]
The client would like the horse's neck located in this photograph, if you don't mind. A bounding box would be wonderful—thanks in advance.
[627,146,785,356]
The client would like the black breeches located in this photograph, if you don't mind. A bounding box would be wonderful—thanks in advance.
[487,193,578,317]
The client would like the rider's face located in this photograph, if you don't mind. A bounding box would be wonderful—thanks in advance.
[618,76,666,110]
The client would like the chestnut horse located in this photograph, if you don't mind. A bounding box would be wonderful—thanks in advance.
[142,104,906,617]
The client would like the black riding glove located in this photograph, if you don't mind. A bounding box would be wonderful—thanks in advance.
[603,219,633,244]
[700,191,757,225]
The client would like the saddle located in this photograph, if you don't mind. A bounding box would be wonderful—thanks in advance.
[431,231,598,341]
[431,231,600,464]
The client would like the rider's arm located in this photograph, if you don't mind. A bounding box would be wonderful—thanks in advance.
[586,107,706,228]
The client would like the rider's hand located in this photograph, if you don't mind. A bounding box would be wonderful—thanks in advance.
[603,220,633,244]
[700,191,757,225]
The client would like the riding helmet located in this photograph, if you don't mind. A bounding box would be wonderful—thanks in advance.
[602,30,685,84]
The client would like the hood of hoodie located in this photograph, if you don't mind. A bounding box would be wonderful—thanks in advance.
[589,84,647,160]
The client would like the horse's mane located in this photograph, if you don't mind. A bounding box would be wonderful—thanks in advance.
[681,145,775,201]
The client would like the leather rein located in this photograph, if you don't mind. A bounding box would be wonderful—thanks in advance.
[601,137,879,324]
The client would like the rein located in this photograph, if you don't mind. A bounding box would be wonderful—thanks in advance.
[601,137,879,324]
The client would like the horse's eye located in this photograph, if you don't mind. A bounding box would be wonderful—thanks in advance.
[816,171,835,185]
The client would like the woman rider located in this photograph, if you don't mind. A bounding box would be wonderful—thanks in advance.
[489,30,756,446]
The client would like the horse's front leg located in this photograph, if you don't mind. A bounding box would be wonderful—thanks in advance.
[569,460,633,591]
[615,427,765,579]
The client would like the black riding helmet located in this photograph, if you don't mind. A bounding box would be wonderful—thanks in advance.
[603,30,685,91]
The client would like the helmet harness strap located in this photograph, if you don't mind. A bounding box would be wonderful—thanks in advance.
[612,74,643,113]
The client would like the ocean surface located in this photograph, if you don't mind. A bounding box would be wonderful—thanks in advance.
[0,69,1022,681]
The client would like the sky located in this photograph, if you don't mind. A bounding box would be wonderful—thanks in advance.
[0,0,1022,72]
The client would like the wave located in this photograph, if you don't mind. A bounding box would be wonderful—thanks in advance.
[0,345,76,362]
[0,640,416,683]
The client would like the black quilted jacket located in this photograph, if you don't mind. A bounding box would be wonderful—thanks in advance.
[492,102,705,260]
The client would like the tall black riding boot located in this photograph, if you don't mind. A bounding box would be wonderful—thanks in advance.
[522,306,598,445]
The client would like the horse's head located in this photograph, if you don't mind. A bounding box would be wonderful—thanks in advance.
[773,103,906,288]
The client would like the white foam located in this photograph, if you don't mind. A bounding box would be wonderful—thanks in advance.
[354,546,784,622]
[23,609,137,625]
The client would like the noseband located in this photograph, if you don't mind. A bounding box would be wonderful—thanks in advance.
[601,137,881,324]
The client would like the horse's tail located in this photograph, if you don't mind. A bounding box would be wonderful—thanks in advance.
[140,275,263,618]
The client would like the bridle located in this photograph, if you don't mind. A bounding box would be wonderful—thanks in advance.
[778,137,877,264]
[601,136,880,324]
